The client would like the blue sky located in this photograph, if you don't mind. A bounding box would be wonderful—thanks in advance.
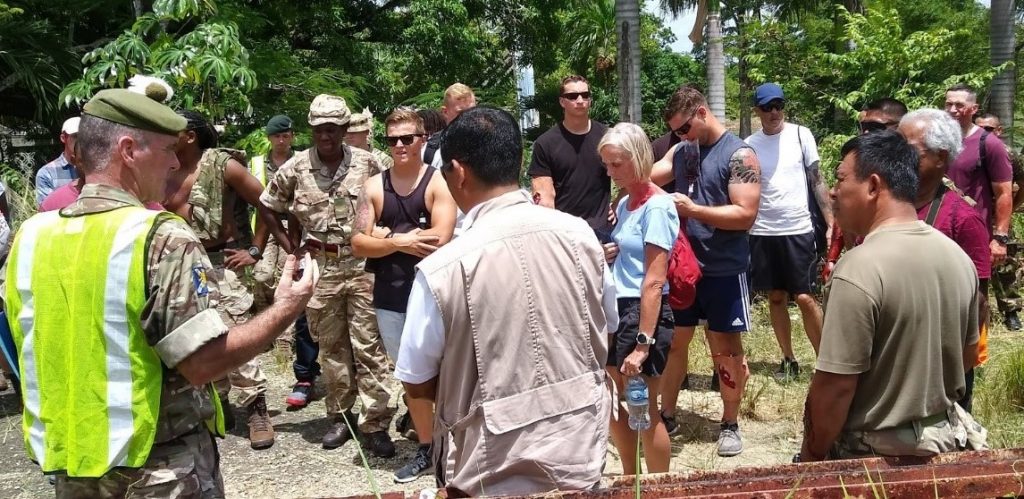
[648,0,993,55]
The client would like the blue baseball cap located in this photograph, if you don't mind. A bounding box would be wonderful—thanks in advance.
[753,83,785,106]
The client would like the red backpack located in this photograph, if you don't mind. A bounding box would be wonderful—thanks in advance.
[667,222,701,310]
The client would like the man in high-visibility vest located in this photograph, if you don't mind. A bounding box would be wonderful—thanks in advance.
[5,88,319,497]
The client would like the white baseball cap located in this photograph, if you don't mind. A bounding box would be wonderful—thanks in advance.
[61,117,81,135]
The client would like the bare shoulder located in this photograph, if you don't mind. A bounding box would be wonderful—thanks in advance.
[728,146,761,184]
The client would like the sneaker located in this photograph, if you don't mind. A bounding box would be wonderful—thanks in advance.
[773,358,800,382]
[394,445,432,483]
[1006,313,1022,332]
[710,371,720,391]
[286,382,314,408]
[661,411,679,436]
[247,394,275,450]
[717,422,743,457]
[679,374,690,391]
[364,431,396,458]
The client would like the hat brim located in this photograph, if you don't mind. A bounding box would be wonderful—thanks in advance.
[346,124,370,133]
[309,117,349,127]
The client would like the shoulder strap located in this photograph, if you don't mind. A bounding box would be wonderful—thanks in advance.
[978,130,990,171]
[925,184,948,226]
[796,125,807,170]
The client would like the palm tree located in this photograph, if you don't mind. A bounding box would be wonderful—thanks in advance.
[615,0,642,123]
[669,0,726,120]
[989,0,1016,138]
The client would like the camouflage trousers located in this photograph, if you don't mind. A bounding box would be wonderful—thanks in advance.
[307,259,393,432]
[993,241,1023,315]
[55,428,223,499]
[208,261,267,407]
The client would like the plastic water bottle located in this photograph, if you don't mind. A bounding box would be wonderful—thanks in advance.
[626,376,651,431]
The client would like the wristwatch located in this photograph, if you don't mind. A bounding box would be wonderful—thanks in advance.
[247,246,263,260]
[993,233,1010,246]
[636,332,656,345]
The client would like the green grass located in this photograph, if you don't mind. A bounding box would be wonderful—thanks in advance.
[675,295,1024,452]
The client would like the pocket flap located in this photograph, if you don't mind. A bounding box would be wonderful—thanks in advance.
[482,371,604,436]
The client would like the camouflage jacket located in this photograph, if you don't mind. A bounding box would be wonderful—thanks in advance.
[62,184,228,443]
[371,148,393,172]
[260,145,382,274]
[189,148,251,244]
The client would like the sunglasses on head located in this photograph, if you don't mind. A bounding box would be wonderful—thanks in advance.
[384,134,423,147]
[758,100,785,113]
[560,91,592,101]
[858,121,895,134]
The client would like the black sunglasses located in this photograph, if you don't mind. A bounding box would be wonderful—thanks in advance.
[758,101,785,113]
[671,111,698,138]
[384,134,423,147]
[560,91,592,101]
[858,121,894,134]
[981,125,997,132]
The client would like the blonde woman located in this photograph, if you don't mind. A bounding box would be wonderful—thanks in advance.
[600,122,680,474]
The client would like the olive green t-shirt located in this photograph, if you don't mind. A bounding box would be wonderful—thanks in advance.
[817,221,979,432]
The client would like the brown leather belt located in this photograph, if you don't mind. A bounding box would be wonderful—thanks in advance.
[305,239,346,258]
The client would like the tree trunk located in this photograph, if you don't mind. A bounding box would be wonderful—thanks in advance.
[706,1,726,121]
[132,0,144,17]
[989,0,1016,138]
[615,0,642,123]
[736,8,751,138]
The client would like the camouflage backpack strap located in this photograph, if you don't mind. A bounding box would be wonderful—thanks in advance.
[942,176,976,208]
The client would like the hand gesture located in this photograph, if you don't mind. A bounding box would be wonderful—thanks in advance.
[223,248,257,270]
[275,253,319,313]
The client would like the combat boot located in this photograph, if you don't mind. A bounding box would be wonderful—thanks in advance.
[247,394,275,450]
[323,411,357,449]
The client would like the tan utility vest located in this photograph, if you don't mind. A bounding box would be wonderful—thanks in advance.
[416,190,612,496]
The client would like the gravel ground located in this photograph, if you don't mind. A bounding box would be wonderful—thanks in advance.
[0,349,798,498]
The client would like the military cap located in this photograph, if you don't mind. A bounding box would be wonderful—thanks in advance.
[347,108,373,133]
[308,94,351,127]
[265,115,293,135]
[83,89,186,135]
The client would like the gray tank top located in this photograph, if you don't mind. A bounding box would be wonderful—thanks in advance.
[672,132,751,276]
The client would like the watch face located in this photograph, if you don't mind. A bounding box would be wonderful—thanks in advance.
[249,247,260,257]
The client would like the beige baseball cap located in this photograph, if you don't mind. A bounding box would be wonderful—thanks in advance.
[308,94,351,127]
[347,107,373,133]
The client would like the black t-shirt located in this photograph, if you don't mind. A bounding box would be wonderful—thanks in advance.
[527,121,611,231]
[651,131,681,191]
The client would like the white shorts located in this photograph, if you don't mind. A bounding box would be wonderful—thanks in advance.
[375,309,406,360]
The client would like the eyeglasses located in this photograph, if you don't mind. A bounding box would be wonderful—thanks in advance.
[671,111,698,138]
[858,121,895,134]
[981,125,997,132]
[560,91,592,101]
[757,101,785,113]
[384,134,424,147]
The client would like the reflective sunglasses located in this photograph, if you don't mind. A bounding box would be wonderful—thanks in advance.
[671,111,698,138]
[758,100,785,113]
[384,134,423,147]
[560,91,592,101]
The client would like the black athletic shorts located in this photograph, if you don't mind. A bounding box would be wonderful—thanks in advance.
[749,232,818,295]
[608,296,674,377]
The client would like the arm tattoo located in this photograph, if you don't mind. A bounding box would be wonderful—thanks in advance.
[808,161,832,215]
[353,189,373,234]
[728,148,761,184]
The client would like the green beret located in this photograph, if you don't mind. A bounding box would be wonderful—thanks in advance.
[265,115,293,135]
[82,89,186,136]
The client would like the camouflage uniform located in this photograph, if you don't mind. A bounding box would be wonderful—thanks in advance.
[53,185,226,498]
[251,152,294,313]
[994,150,1024,319]
[188,148,267,407]
[260,146,394,432]
[371,148,393,172]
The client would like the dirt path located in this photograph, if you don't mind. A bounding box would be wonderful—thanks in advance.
[0,347,802,498]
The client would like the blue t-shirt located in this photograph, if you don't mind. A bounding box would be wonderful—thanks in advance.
[611,194,680,299]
